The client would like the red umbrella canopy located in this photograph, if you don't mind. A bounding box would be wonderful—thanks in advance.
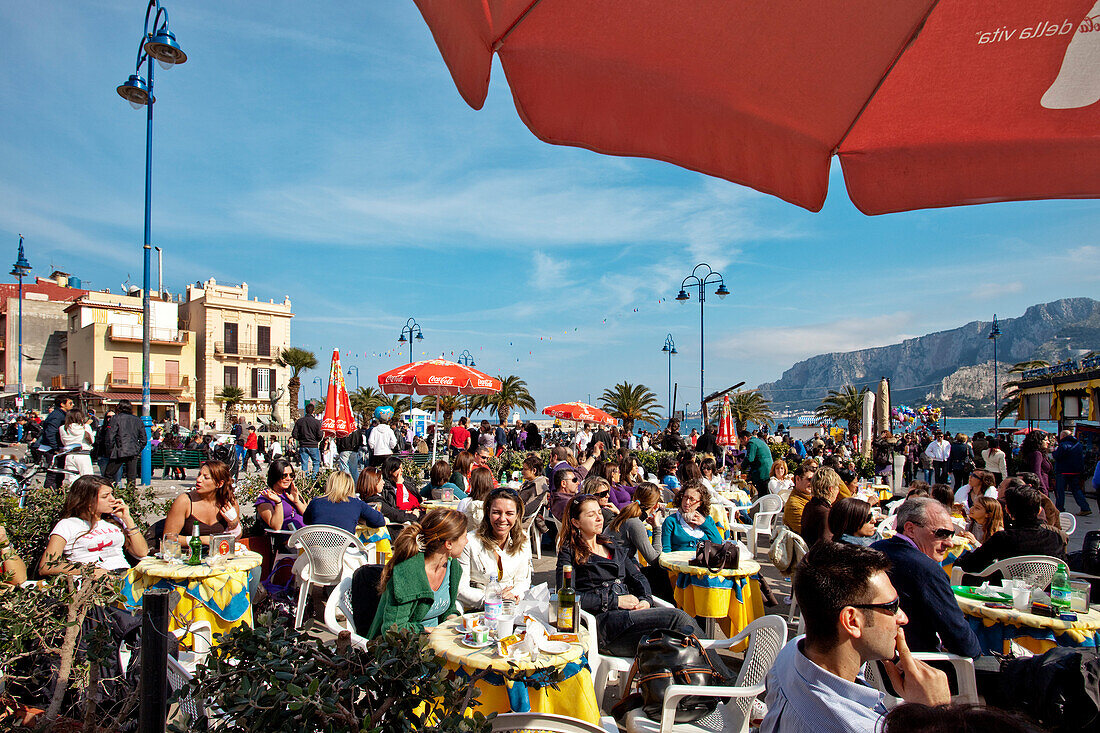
[413,0,1098,214]
[321,349,356,437]
[377,358,503,396]
[542,401,617,427]
[716,395,738,447]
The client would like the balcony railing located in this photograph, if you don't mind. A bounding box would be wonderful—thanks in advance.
[108,324,188,344]
[106,372,189,390]
[51,374,83,389]
[213,341,273,358]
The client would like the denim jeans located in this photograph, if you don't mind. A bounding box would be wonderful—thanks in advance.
[1055,473,1090,513]
[337,450,360,482]
[300,446,321,478]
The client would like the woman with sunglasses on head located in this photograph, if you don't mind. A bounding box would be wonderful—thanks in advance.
[367,508,468,638]
[661,484,723,552]
[256,457,306,534]
[458,488,532,609]
[558,494,703,657]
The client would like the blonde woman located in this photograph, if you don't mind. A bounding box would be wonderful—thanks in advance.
[304,470,386,534]
[457,488,532,609]
[799,467,843,546]
[767,460,794,496]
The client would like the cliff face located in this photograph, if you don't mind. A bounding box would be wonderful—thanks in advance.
[758,298,1100,411]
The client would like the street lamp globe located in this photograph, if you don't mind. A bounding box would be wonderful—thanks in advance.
[715,283,730,299]
[117,74,152,108]
[676,289,689,302]
[144,28,187,67]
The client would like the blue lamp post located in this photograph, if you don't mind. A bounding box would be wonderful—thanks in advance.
[661,334,677,418]
[398,318,424,364]
[676,264,729,429]
[116,0,187,487]
[346,365,360,390]
[989,315,1002,433]
[313,376,323,403]
[11,236,31,412]
[456,349,476,417]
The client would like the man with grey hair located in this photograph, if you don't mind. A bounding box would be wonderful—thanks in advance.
[872,497,981,657]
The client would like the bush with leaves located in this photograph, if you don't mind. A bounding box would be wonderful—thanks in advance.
[171,614,491,733]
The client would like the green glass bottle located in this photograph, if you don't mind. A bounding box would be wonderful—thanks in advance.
[187,525,202,566]
[556,565,576,633]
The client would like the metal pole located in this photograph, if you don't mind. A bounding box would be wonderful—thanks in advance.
[138,588,170,733]
[140,53,154,487]
[699,281,705,430]
[17,254,24,408]
[667,348,672,419]
[993,330,999,433]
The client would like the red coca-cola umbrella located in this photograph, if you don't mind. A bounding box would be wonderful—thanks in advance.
[377,359,503,462]
[715,395,738,468]
[412,0,1098,214]
[542,401,618,427]
[321,349,355,437]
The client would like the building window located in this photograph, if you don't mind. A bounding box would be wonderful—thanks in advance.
[224,366,238,388]
[252,367,271,399]
[112,356,129,385]
[223,322,238,354]
[257,325,270,357]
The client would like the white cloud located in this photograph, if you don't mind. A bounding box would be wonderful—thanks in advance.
[531,250,567,291]
[970,281,1023,299]
[723,312,918,365]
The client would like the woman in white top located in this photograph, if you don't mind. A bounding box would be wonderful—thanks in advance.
[953,469,998,511]
[39,475,149,577]
[457,488,532,609]
[981,439,1008,483]
[58,409,95,477]
[767,460,794,496]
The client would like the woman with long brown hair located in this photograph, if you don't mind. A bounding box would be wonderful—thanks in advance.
[164,460,242,545]
[357,465,418,524]
[966,496,1004,545]
[367,508,467,637]
[451,450,476,496]
[605,483,676,601]
[557,494,701,656]
[458,488,531,609]
[661,483,723,552]
[40,475,149,577]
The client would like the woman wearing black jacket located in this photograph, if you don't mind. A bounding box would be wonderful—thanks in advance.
[556,494,701,657]
[356,465,419,524]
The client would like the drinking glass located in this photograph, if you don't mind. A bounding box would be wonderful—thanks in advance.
[162,533,179,563]
[1011,585,1032,612]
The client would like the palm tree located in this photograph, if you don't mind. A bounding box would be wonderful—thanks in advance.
[420,394,465,428]
[999,359,1050,422]
[474,375,536,425]
[599,382,662,434]
[214,386,245,426]
[816,384,870,437]
[350,386,383,421]
[711,390,775,433]
[276,347,318,422]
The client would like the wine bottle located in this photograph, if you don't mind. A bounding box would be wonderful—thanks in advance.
[556,564,576,633]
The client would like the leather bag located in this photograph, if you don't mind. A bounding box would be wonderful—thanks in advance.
[635,629,720,723]
[689,539,740,573]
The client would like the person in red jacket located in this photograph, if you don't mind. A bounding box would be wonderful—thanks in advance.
[244,426,262,473]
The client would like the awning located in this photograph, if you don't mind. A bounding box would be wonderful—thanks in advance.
[96,391,179,404]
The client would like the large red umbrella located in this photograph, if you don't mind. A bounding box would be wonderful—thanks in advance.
[542,401,617,427]
[412,0,1098,214]
[321,349,355,437]
[377,359,503,461]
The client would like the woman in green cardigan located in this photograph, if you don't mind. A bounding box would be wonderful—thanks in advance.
[368,508,468,638]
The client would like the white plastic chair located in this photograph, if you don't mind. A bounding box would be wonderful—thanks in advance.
[1060,512,1077,535]
[624,615,788,733]
[491,711,617,733]
[727,494,783,555]
[171,620,213,674]
[323,576,370,650]
[288,525,371,629]
[949,554,1063,588]
[167,653,207,728]
[863,652,980,706]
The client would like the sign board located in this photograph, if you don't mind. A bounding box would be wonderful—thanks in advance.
[15,397,24,409]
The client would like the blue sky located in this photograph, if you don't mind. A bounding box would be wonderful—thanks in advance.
[1,1,1097,418]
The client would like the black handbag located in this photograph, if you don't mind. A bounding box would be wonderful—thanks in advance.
[689,539,740,573]
[634,628,720,723]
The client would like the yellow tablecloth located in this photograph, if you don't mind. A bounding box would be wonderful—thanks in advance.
[356,524,392,561]
[426,617,599,723]
[121,550,262,643]
[956,593,1100,655]
[422,499,462,510]
[659,551,764,640]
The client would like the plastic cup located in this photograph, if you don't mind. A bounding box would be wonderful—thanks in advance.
[1012,586,1031,611]
[496,615,515,639]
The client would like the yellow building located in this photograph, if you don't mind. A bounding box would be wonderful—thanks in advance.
[60,291,197,425]
[178,279,293,430]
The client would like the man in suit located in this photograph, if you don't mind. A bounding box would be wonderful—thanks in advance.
[871,497,981,658]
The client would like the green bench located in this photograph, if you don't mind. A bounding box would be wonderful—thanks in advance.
[150,448,204,470]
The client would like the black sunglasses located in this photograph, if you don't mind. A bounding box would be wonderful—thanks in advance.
[849,597,901,616]
[487,487,520,501]
[570,493,597,506]
[921,524,956,540]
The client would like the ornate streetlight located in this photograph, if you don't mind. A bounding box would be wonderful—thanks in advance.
[989,315,1002,433]
[116,0,187,486]
[11,236,31,412]
[661,334,677,418]
[456,349,476,417]
[676,264,729,428]
[397,318,424,364]
[346,365,360,390]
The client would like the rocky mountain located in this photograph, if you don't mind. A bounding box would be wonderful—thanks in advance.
[758,298,1100,413]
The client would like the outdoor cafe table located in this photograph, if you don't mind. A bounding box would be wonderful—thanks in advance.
[422,499,462,511]
[425,616,600,723]
[658,550,764,640]
[356,523,392,561]
[955,592,1100,655]
[121,550,262,643]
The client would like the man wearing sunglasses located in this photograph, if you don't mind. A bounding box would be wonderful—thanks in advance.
[872,497,982,658]
[761,542,949,733]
